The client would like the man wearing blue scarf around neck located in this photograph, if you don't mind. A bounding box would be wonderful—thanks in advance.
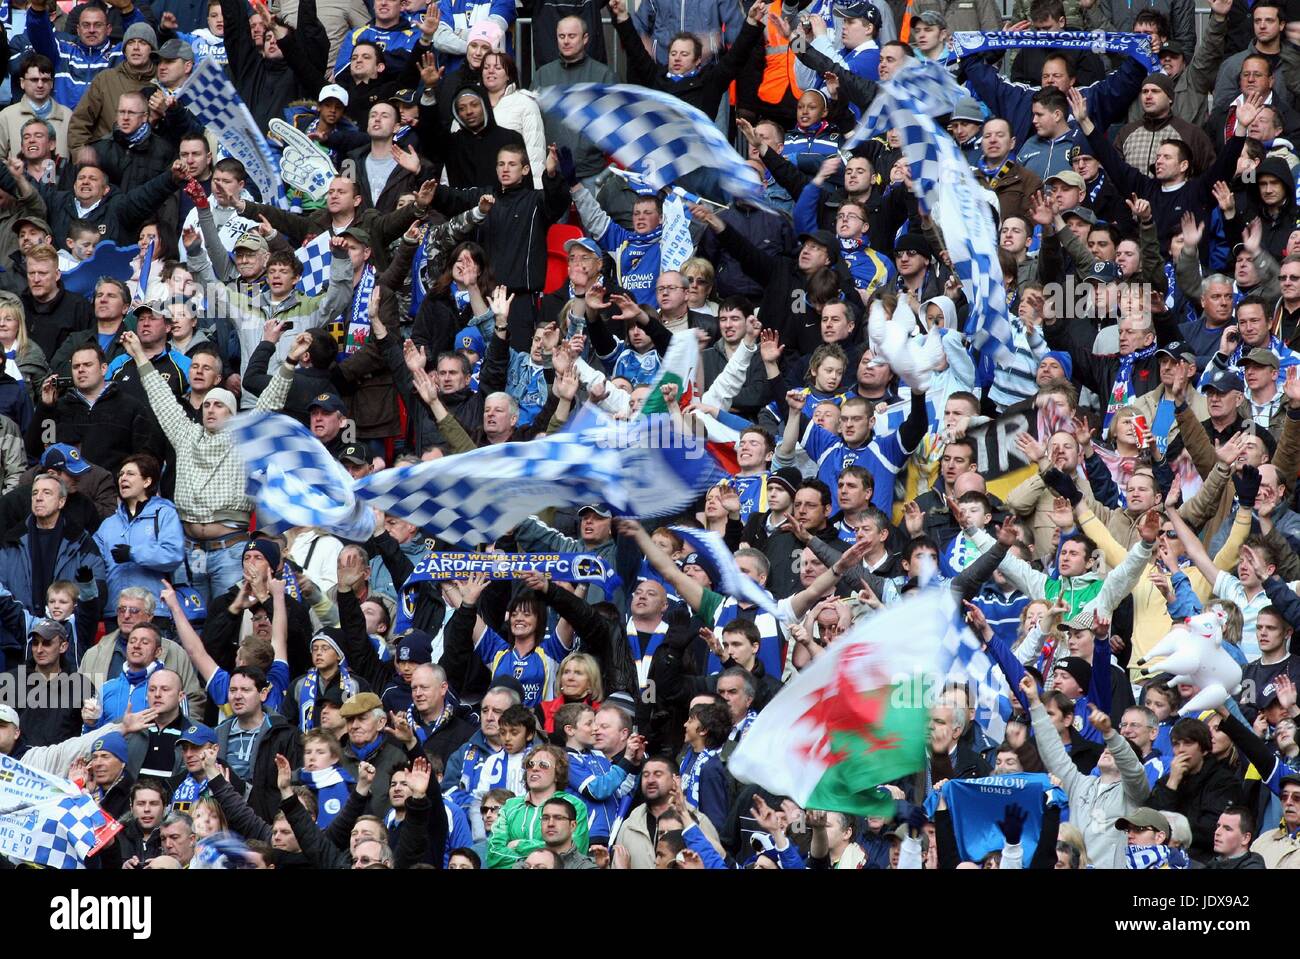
[337,691,410,818]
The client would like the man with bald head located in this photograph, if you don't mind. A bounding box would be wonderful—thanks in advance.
[405,662,474,763]
[131,667,189,780]
[532,14,617,192]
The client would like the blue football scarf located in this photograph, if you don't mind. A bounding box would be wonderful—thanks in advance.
[125,120,152,146]
[949,30,1158,70]
[406,703,453,745]
[924,772,1066,864]
[299,765,356,828]
[351,735,386,762]
[1126,844,1191,869]
[298,664,358,732]
[171,774,210,813]
[341,264,376,358]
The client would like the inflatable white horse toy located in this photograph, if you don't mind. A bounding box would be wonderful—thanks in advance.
[867,299,944,394]
[1134,607,1243,714]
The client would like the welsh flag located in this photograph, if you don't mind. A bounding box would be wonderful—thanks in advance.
[639,331,740,474]
[727,589,960,816]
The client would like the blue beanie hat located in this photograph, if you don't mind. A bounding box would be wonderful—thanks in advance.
[91,731,130,763]
[1042,350,1073,382]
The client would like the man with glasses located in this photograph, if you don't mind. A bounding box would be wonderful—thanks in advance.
[1276,255,1300,345]
[79,586,207,715]
[87,91,175,193]
[541,236,602,329]
[532,796,596,869]
[486,743,588,868]
[0,54,70,161]
[1252,774,1300,868]
[1119,705,1167,787]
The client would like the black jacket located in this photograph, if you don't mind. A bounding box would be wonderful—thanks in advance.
[217,710,302,824]
[441,87,527,192]
[22,287,93,360]
[436,173,572,293]
[30,167,181,246]
[25,379,159,477]
[614,14,763,117]
[92,128,178,193]
[347,144,433,215]
[1148,755,1244,862]
[1207,851,1267,869]
[714,221,861,355]
[201,583,315,693]
[218,0,328,133]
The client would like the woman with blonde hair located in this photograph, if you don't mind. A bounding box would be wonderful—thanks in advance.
[681,258,718,315]
[0,292,47,400]
[541,652,604,734]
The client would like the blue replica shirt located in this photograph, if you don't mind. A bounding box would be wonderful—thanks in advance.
[593,221,664,306]
[333,21,420,75]
[477,629,568,707]
[608,344,662,386]
[726,473,767,521]
[567,749,636,841]
[802,421,909,513]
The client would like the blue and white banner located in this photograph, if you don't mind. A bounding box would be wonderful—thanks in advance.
[923,772,1066,864]
[0,752,118,869]
[224,412,376,542]
[949,30,1158,71]
[668,526,782,620]
[352,409,725,546]
[404,551,618,588]
[937,600,1015,743]
[296,231,333,297]
[537,84,765,204]
[179,56,282,207]
[855,58,1013,364]
[660,192,694,274]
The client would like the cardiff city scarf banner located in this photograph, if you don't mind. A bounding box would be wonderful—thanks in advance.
[949,30,1158,71]
[0,752,120,868]
[404,551,618,588]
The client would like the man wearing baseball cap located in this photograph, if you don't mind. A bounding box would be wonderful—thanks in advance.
[515,504,620,604]
[1,618,95,747]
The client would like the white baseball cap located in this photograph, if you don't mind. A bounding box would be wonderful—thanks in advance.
[0,704,18,726]
[318,84,349,107]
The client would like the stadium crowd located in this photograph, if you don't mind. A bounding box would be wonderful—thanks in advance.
[0,0,1297,872]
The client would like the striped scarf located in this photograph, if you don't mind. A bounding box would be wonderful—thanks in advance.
[627,618,669,692]
[1105,342,1158,426]
[341,265,376,357]
[298,665,357,731]
[680,745,721,810]
[406,703,453,745]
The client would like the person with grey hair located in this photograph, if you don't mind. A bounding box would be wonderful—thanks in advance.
[48,276,134,375]
[0,472,105,617]
[160,809,198,866]
[927,699,992,782]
